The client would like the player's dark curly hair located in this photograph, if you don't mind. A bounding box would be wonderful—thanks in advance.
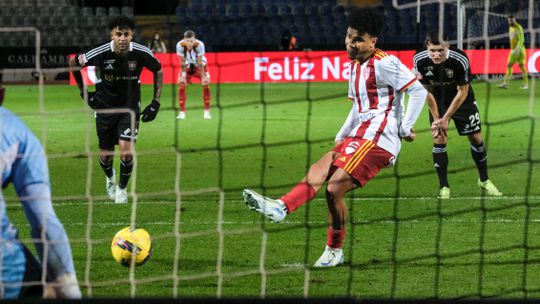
[347,8,382,37]
[108,15,135,31]
[425,30,449,45]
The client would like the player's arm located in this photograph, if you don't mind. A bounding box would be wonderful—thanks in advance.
[334,106,357,145]
[12,132,81,298]
[178,54,187,84]
[69,54,96,108]
[141,53,163,122]
[433,83,468,138]
[401,80,427,142]
[381,55,427,142]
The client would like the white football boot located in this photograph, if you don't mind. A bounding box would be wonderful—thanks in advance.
[115,186,128,204]
[176,111,186,120]
[478,179,502,196]
[203,110,212,119]
[313,245,345,267]
[242,189,287,223]
[106,169,116,200]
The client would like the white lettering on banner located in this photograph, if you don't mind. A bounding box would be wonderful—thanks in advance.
[300,62,315,80]
[254,56,315,80]
[268,63,283,80]
[342,62,351,79]
[527,50,540,73]
[322,56,340,80]
[254,57,269,80]
[283,57,292,80]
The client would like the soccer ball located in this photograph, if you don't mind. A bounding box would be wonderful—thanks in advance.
[111,227,152,267]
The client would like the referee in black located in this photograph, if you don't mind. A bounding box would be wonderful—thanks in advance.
[413,30,502,199]
[69,16,163,203]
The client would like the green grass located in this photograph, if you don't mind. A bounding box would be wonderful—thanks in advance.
[2,79,539,299]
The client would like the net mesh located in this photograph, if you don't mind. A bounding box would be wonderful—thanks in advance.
[0,0,539,299]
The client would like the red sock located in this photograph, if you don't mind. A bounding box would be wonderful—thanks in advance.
[203,84,211,111]
[279,181,316,213]
[326,226,346,249]
[178,83,186,112]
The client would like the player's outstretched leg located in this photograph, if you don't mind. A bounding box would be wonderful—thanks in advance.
[243,189,287,223]
[99,152,116,200]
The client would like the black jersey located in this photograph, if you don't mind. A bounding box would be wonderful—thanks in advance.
[413,47,475,107]
[76,41,161,110]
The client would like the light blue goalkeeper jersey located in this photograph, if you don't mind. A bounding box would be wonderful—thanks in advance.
[0,107,76,298]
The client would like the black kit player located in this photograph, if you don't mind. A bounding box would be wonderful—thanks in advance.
[69,16,163,203]
[413,31,502,199]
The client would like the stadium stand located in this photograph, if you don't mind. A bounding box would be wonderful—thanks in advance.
[0,0,536,50]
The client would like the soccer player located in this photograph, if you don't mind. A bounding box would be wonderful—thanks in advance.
[498,16,528,90]
[69,16,163,204]
[413,31,502,199]
[243,9,427,267]
[0,81,81,299]
[175,30,211,120]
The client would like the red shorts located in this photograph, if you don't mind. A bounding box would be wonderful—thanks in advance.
[186,65,209,84]
[331,138,394,186]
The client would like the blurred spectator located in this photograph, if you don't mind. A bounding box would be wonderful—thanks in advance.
[280,29,299,51]
[148,32,168,53]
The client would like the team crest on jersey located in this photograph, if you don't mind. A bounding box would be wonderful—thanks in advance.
[345,141,360,155]
[128,61,137,71]
[104,74,114,82]
[445,68,454,78]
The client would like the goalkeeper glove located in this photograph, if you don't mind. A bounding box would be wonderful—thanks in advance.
[80,91,96,109]
[43,273,82,299]
[141,99,160,122]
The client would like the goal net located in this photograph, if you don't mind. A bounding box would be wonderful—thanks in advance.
[1,0,539,300]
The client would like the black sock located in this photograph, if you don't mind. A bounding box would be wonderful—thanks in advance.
[118,158,134,189]
[99,157,114,178]
[433,144,449,188]
[471,143,488,182]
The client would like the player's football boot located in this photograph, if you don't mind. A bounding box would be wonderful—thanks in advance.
[521,84,529,90]
[478,179,502,196]
[438,186,450,199]
[204,110,212,119]
[106,169,116,200]
[243,189,287,223]
[115,186,128,204]
[497,83,508,89]
[176,111,186,120]
[313,245,344,267]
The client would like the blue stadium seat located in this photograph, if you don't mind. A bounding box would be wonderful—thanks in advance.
[110,7,121,16]
[81,6,93,16]
[175,6,186,17]
[95,6,107,16]
[120,6,133,17]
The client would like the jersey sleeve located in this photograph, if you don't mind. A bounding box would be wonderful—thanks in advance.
[195,41,206,56]
[413,52,429,85]
[378,55,418,93]
[76,43,108,67]
[453,51,472,86]
[134,44,161,73]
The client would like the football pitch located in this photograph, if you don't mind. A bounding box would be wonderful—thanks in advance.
[2,79,540,298]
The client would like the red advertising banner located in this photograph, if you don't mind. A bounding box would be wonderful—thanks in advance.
[71,49,540,85]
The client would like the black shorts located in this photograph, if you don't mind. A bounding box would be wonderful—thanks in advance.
[429,101,481,135]
[95,109,139,149]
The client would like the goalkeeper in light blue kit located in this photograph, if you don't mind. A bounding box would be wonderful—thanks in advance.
[0,80,81,299]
